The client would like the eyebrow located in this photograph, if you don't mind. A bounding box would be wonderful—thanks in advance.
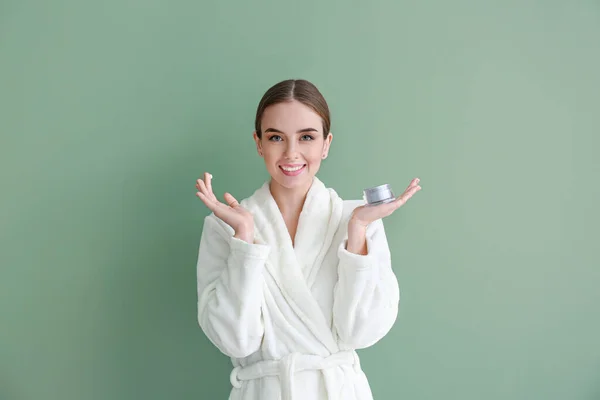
[264,127,319,134]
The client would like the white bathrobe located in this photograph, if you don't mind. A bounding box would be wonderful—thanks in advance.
[196,176,400,400]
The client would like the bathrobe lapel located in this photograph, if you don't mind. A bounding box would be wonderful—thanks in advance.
[243,176,344,353]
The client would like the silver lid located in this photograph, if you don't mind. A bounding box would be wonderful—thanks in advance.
[364,184,392,193]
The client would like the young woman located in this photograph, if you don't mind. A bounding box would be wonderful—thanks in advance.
[194,79,421,400]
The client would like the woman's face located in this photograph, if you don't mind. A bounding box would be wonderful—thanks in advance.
[253,100,332,191]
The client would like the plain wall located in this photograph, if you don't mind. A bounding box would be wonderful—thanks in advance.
[1,1,599,399]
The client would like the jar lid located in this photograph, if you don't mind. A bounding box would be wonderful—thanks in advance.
[364,184,391,193]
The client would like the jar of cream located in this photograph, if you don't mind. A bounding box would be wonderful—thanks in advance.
[363,184,396,206]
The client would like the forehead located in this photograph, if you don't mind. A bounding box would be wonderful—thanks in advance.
[261,100,322,132]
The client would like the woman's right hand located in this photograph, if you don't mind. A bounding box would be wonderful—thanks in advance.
[196,172,255,241]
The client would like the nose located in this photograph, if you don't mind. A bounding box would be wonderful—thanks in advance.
[283,141,299,159]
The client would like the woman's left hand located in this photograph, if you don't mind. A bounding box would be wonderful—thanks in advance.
[350,178,422,227]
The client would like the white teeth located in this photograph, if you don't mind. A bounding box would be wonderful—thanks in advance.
[281,165,304,172]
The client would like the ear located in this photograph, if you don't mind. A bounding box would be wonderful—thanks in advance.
[253,131,263,156]
[322,132,333,158]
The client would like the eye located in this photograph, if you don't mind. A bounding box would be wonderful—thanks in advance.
[268,134,315,142]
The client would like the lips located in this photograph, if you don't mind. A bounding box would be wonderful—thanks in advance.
[279,164,306,176]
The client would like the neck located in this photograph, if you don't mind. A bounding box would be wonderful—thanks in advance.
[269,176,315,217]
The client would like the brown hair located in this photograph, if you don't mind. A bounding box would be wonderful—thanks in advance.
[254,79,331,140]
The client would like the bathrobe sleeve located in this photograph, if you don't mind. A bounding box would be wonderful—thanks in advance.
[196,214,271,358]
[333,217,400,349]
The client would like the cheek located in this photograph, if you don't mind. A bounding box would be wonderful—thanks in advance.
[307,148,324,163]
[261,147,276,160]
[263,152,279,168]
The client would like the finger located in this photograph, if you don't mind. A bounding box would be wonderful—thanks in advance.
[395,185,421,207]
[197,178,217,202]
[196,191,216,212]
[197,178,208,196]
[402,183,421,197]
[396,186,417,203]
[205,172,213,196]
[405,177,420,190]
[223,192,240,208]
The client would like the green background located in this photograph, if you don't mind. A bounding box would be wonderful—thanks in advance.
[1,1,599,399]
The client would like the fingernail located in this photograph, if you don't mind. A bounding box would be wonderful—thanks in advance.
[209,173,213,179]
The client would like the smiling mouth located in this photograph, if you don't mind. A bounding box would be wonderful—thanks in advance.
[279,164,307,175]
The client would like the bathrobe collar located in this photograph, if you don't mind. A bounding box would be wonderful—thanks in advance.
[243,176,344,353]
